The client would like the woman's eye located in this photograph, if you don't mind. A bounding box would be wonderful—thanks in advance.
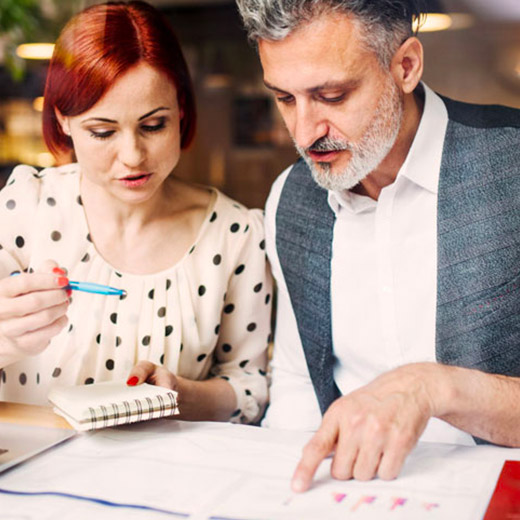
[141,119,166,133]
[89,130,114,140]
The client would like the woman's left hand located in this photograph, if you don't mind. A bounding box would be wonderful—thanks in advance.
[126,360,178,390]
[126,361,237,421]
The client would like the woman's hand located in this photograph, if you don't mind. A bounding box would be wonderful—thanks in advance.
[126,360,237,422]
[126,360,178,390]
[0,260,70,366]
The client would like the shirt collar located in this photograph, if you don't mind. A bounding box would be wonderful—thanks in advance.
[399,83,447,194]
[328,82,448,215]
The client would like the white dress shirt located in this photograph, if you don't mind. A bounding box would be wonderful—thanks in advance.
[263,84,475,446]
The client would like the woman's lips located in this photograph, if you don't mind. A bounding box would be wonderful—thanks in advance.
[119,173,152,188]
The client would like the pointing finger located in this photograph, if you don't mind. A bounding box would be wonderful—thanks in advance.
[291,425,337,492]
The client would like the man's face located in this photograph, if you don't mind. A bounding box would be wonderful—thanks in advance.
[259,13,404,191]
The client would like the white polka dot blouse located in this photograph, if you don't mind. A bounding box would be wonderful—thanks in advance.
[0,164,273,424]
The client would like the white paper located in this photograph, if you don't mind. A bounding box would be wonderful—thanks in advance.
[0,420,518,519]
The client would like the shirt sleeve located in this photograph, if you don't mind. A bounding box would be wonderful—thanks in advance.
[211,208,273,425]
[261,168,322,431]
[0,165,43,278]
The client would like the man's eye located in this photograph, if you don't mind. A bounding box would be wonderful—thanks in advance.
[319,94,346,103]
[89,130,114,140]
[276,95,294,104]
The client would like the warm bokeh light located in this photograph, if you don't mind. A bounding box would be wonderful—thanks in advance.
[33,97,44,112]
[414,13,475,33]
[37,152,55,168]
[414,13,453,32]
[16,43,55,60]
[448,14,475,31]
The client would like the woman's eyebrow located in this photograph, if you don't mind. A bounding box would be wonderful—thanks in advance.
[81,106,171,124]
[138,106,171,121]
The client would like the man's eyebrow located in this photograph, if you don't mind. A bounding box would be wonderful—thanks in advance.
[263,79,359,94]
[263,80,287,94]
[81,106,171,124]
[308,80,359,92]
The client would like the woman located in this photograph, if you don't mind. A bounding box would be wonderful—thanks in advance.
[0,1,272,424]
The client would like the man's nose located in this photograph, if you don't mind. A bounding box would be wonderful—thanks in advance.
[292,102,328,151]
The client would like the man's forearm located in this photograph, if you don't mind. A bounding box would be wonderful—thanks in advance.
[433,364,520,446]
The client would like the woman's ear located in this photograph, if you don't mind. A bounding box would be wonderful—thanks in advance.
[55,108,71,136]
[390,37,424,95]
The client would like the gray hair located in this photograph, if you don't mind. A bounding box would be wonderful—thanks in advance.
[236,0,425,68]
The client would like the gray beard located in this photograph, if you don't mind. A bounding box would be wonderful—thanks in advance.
[296,80,403,192]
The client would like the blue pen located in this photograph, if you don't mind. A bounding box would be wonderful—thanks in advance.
[10,272,125,296]
[67,281,126,297]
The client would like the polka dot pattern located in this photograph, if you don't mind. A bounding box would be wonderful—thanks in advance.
[0,164,273,425]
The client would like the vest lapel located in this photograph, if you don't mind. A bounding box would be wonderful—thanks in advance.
[276,160,341,414]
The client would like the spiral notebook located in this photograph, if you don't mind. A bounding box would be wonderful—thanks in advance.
[48,381,179,431]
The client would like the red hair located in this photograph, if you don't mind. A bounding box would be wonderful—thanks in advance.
[43,1,196,157]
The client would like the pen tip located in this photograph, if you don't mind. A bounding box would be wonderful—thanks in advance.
[120,290,128,299]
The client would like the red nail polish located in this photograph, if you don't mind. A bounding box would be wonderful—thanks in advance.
[66,289,72,297]
[53,267,65,275]
[127,376,138,386]
[57,276,69,287]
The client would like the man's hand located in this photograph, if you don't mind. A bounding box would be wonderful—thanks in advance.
[291,363,441,492]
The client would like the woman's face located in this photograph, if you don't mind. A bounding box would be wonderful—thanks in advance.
[57,62,183,206]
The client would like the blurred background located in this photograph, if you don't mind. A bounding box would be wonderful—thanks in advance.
[0,0,519,208]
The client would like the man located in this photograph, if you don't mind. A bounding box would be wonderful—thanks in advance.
[236,0,520,493]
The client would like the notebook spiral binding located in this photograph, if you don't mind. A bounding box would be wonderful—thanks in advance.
[87,392,178,430]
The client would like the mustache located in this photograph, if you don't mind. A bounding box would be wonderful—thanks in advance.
[307,136,350,154]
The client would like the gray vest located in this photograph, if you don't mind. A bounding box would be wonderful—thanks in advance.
[276,97,520,420]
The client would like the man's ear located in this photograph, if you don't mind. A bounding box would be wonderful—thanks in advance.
[55,108,71,136]
[390,37,424,94]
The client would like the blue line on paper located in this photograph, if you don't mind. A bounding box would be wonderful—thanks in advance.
[0,488,190,517]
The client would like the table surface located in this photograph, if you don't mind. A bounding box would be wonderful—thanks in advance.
[0,403,518,520]
[0,401,72,429]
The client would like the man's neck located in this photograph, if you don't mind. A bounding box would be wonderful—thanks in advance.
[353,88,425,200]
